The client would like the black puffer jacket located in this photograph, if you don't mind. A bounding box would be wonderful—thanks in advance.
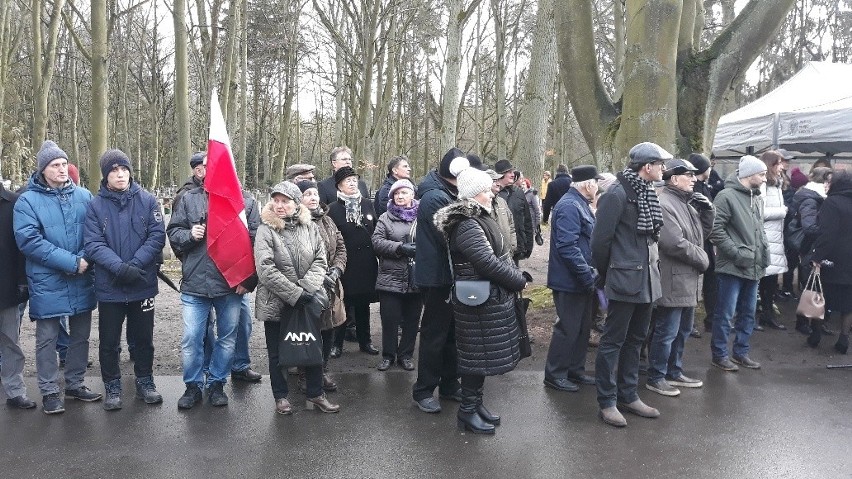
[414,170,457,288]
[435,200,526,376]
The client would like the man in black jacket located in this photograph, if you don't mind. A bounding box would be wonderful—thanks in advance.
[0,182,35,409]
[591,142,669,428]
[411,148,466,413]
[495,160,534,262]
[317,146,370,205]
[167,179,260,410]
[541,164,572,224]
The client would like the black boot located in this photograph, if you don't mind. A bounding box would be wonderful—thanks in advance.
[475,386,500,426]
[807,320,822,348]
[457,387,495,435]
[835,334,849,355]
[795,316,812,335]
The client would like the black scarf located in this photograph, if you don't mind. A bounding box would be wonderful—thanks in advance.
[622,168,663,237]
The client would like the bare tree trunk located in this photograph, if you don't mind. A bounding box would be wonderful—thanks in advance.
[88,0,108,192]
[30,0,66,149]
[236,0,248,181]
[440,0,482,151]
[514,0,556,177]
[490,0,507,161]
[174,0,191,174]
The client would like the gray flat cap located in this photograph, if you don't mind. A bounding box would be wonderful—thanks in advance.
[628,142,674,165]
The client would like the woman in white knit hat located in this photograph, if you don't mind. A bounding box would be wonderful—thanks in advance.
[433,159,529,435]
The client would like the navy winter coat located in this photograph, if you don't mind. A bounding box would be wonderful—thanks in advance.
[547,188,596,293]
[84,181,166,303]
[414,170,457,288]
[13,173,95,319]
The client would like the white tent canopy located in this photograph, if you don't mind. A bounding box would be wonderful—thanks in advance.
[712,61,852,158]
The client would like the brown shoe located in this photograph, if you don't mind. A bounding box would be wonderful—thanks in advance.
[275,398,292,415]
[617,398,660,418]
[599,406,626,427]
[306,394,340,413]
[322,373,338,392]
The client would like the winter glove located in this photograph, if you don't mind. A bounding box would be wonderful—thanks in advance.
[324,267,342,289]
[398,243,417,258]
[296,290,315,306]
[116,264,144,284]
[521,271,534,283]
[690,192,714,211]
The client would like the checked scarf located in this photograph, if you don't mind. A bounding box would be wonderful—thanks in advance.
[621,167,663,237]
[337,190,363,224]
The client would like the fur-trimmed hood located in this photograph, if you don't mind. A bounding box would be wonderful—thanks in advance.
[260,201,312,231]
[433,199,487,238]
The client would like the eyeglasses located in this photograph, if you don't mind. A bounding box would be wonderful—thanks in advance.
[677,172,696,178]
[334,157,353,163]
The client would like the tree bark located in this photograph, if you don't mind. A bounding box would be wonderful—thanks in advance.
[30,0,66,150]
[557,0,795,168]
[174,0,191,175]
[513,0,556,179]
[440,0,482,151]
[88,0,108,192]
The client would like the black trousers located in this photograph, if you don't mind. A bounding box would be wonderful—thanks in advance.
[263,321,322,399]
[379,292,422,360]
[341,294,373,347]
[759,274,779,317]
[98,299,155,383]
[545,291,594,381]
[412,286,459,401]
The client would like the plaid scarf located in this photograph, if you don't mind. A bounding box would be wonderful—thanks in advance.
[621,168,663,237]
[337,190,363,224]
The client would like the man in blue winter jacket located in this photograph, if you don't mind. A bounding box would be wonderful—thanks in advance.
[14,140,103,414]
[84,149,166,410]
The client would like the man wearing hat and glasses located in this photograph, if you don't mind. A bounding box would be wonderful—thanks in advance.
[645,158,713,398]
[591,141,668,427]
[544,165,603,393]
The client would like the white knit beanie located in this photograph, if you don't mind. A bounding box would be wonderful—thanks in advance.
[451,158,492,200]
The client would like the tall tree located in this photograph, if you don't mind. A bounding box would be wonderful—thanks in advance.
[173,0,190,171]
[557,0,796,168]
[30,0,66,150]
[440,0,482,151]
[512,0,556,176]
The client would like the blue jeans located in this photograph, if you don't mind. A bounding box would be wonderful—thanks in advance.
[711,273,758,360]
[202,294,252,373]
[181,293,241,386]
[648,307,694,382]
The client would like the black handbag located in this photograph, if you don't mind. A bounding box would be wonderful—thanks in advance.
[278,301,324,367]
[453,280,490,306]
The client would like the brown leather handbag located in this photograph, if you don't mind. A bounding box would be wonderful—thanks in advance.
[796,269,825,320]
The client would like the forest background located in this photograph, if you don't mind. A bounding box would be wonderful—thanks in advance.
[0,0,849,193]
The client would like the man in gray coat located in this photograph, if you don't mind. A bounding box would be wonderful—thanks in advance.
[591,142,669,428]
[646,159,713,397]
[709,155,769,372]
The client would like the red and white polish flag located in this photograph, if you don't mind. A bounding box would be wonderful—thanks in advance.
[205,90,255,288]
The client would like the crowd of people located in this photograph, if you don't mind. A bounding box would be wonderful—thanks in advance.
[0,139,849,434]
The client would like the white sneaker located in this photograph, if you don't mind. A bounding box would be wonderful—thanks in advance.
[667,374,703,388]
